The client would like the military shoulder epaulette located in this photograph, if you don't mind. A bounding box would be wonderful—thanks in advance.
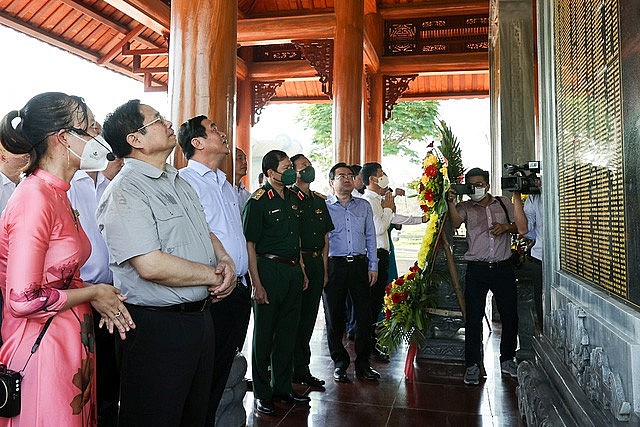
[313,191,327,200]
[251,188,266,200]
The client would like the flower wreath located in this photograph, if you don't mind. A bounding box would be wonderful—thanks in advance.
[378,145,452,378]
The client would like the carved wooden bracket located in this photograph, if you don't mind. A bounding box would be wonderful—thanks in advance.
[121,41,169,92]
[365,65,373,121]
[252,80,284,126]
[292,39,334,99]
[383,74,417,122]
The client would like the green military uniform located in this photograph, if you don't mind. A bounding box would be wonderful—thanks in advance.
[291,185,335,379]
[243,180,303,400]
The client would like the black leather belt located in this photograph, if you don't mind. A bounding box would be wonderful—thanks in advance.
[467,260,511,269]
[301,250,322,258]
[258,253,299,265]
[329,254,367,263]
[127,299,211,313]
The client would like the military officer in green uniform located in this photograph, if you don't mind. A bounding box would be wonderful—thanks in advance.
[243,149,310,417]
[290,154,335,388]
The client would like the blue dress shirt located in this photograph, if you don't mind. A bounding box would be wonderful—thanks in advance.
[326,194,378,271]
[180,160,249,281]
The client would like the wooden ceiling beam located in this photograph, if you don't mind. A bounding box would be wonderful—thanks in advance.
[379,0,489,19]
[238,14,335,46]
[60,0,127,33]
[103,0,170,36]
[380,52,488,74]
[364,0,377,15]
[0,9,148,83]
[237,56,248,80]
[58,0,162,50]
[0,10,100,63]
[98,23,145,65]
[249,60,317,80]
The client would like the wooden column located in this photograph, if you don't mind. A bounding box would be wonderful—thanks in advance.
[363,69,383,162]
[169,0,237,173]
[363,11,383,162]
[236,47,252,188]
[333,0,364,165]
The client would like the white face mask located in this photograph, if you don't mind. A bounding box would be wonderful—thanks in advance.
[67,133,112,172]
[376,175,389,189]
[469,186,487,202]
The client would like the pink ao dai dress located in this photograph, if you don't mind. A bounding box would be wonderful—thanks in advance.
[0,169,96,426]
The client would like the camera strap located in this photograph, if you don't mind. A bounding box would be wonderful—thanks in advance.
[18,316,54,375]
[496,197,513,226]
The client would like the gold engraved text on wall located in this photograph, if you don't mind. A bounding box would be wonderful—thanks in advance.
[554,0,626,297]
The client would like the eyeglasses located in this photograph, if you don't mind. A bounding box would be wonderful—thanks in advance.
[137,114,166,133]
[334,174,355,181]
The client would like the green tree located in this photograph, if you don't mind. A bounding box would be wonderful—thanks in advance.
[296,100,439,170]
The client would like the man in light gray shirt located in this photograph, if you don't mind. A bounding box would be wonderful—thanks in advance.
[178,115,252,425]
[98,100,236,427]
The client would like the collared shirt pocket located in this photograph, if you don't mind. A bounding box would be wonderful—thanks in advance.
[154,204,189,253]
[264,207,284,227]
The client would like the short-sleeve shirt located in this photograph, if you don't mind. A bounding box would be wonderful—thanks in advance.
[523,194,543,261]
[456,195,514,262]
[291,185,334,252]
[242,180,301,259]
[96,158,215,306]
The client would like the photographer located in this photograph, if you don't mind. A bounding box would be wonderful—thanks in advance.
[513,183,543,329]
[447,167,519,386]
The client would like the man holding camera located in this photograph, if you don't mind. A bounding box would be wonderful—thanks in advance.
[513,185,543,329]
[447,167,519,386]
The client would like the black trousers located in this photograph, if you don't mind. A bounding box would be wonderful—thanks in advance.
[521,257,543,328]
[206,282,251,425]
[464,262,518,367]
[322,257,371,370]
[117,305,215,427]
[370,249,390,345]
[91,307,120,427]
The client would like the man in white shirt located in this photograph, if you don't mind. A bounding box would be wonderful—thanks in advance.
[0,145,29,213]
[68,159,124,425]
[235,148,251,212]
[360,162,426,361]
[514,188,543,328]
[177,115,252,425]
[67,118,124,426]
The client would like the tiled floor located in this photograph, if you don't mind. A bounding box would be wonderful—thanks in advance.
[240,307,525,427]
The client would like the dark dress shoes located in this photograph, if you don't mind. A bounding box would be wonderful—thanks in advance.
[273,391,311,405]
[255,399,276,416]
[356,366,381,380]
[292,373,326,387]
[333,367,350,383]
[371,347,390,363]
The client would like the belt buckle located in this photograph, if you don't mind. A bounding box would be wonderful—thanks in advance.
[346,255,354,263]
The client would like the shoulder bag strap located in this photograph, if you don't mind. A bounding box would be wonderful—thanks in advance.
[19,316,54,374]
[496,196,513,224]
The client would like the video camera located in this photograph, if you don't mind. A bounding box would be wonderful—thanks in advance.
[501,161,541,194]
[451,183,474,195]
